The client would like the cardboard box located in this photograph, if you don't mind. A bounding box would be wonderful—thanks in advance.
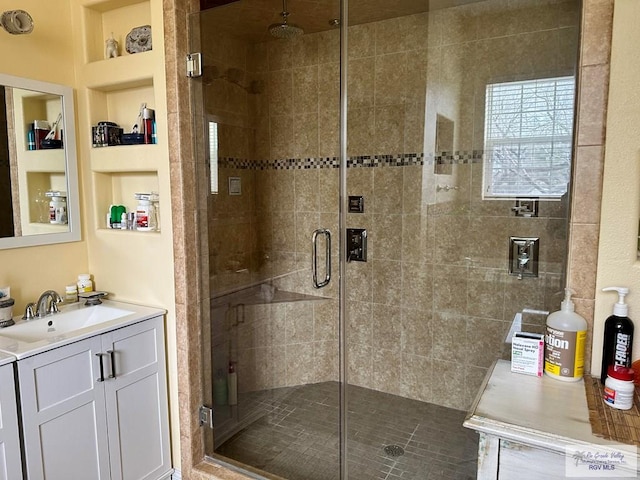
[511,332,544,377]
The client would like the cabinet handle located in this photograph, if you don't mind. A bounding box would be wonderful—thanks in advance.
[96,353,105,382]
[107,350,116,379]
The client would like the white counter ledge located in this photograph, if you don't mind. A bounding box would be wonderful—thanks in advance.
[0,351,15,367]
[0,299,165,359]
[464,360,639,479]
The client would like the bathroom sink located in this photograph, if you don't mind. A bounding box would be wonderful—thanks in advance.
[0,300,165,359]
[0,305,135,343]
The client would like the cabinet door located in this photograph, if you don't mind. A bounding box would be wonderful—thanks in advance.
[102,317,171,480]
[18,336,111,480]
[0,363,23,480]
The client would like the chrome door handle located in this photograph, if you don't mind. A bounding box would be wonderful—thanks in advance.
[107,349,116,379]
[312,229,331,288]
[96,353,105,382]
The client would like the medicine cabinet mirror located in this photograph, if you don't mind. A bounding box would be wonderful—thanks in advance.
[0,73,80,249]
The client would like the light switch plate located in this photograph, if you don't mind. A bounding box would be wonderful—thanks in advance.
[228,177,241,195]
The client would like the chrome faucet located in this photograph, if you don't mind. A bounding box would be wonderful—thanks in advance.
[35,290,63,318]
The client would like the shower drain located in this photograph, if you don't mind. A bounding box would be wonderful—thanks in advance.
[383,445,405,457]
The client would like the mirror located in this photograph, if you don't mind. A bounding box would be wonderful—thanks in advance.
[0,73,80,249]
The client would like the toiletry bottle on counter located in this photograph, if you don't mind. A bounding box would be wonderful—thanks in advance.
[77,274,93,293]
[65,284,78,303]
[604,365,635,410]
[544,288,587,382]
[601,287,634,384]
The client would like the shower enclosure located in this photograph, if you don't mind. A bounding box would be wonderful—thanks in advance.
[190,0,581,478]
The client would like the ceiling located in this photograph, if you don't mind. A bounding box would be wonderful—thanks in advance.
[199,0,487,44]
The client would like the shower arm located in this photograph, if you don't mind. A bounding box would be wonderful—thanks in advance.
[280,0,290,23]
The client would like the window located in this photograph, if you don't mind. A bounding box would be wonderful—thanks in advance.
[208,120,219,194]
[483,76,575,199]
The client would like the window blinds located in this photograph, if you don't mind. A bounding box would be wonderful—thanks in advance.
[208,120,219,194]
[483,76,575,198]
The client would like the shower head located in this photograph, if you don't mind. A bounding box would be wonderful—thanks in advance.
[268,0,303,39]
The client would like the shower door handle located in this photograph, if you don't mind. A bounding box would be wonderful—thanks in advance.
[312,229,331,289]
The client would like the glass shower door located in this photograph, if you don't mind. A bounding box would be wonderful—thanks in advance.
[191,2,343,478]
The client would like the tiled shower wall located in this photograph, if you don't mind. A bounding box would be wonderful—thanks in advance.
[203,0,579,410]
[342,1,578,409]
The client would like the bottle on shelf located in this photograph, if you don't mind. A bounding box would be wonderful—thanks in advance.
[46,191,67,225]
[33,120,50,150]
[135,192,159,231]
[27,123,35,151]
[141,104,155,145]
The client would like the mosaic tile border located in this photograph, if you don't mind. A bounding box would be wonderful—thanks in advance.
[219,150,484,170]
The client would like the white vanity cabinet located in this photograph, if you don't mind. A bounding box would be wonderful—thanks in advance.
[465,360,639,479]
[17,316,171,480]
[0,357,23,480]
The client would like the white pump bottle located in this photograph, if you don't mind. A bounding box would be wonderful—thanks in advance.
[544,288,588,382]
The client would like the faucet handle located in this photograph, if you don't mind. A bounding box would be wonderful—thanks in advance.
[23,302,35,320]
[48,292,63,315]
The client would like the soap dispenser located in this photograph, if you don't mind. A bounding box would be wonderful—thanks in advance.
[544,288,587,382]
[601,287,634,384]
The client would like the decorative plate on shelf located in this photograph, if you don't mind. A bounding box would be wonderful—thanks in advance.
[125,25,152,54]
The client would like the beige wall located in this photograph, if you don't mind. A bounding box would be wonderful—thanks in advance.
[593,0,640,374]
[0,0,182,470]
[0,0,88,310]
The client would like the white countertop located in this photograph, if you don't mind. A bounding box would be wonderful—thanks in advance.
[464,360,636,452]
[0,300,165,359]
[0,350,15,367]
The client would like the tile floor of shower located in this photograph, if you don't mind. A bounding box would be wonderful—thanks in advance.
[215,382,478,480]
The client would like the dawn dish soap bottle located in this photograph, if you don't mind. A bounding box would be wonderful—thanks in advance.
[544,288,587,382]
[600,287,634,384]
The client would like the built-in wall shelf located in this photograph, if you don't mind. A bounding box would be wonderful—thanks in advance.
[85,80,154,130]
[20,152,66,173]
[90,145,160,172]
[80,52,156,89]
[92,170,159,229]
[70,0,166,234]
[79,0,152,65]
[211,285,330,309]
[22,223,69,235]
[96,227,161,236]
